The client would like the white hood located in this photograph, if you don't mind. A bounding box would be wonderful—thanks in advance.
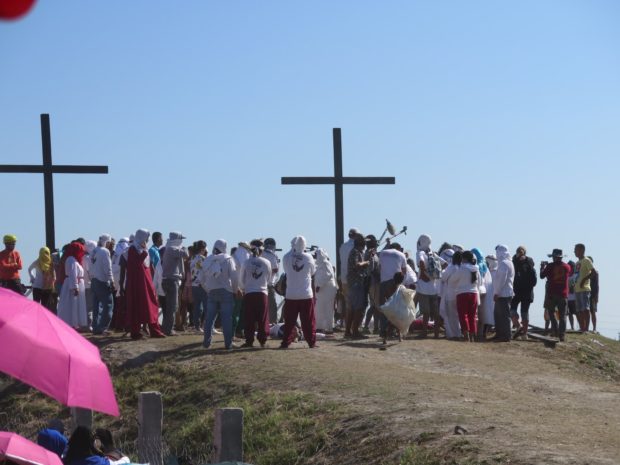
[495,245,511,262]
[291,235,307,254]
[213,239,227,255]
[417,234,431,252]
[134,229,150,252]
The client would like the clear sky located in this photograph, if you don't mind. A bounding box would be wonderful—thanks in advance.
[1,1,619,339]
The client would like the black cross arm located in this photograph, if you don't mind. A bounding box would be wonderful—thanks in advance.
[281,176,395,185]
[0,164,108,174]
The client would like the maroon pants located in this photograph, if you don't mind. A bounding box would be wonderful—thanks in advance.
[456,292,478,334]
[282,298,316,347]
[243,292,269,345]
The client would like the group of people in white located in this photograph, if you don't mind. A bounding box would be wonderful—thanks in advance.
[5,225,598,348]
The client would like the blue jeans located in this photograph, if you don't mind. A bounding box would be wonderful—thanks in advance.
[91,278,114,334]
[203,288,234,348]
[191,286,208,329]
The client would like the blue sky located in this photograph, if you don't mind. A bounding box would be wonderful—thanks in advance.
[1,1,619,338]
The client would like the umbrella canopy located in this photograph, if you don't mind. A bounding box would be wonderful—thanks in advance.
[0,288,119,416]
[0,432,63,465]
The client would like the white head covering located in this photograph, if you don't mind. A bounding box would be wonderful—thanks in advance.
[314,247,335,285]
[495,245,511,261]
[98,234,112,247]
[452,244,464,253]
[134,229,150,252]
[85,240,97,255]
[440,248,455,264]
[115,237,129,256]
[233,245,251,267]
[291,236,307,254]
[486,254,498,271]
[417,234,432,252]
[166,231,185,249]
[213,239,227,255]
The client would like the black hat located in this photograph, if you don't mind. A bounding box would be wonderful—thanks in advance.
[547,249,564,258]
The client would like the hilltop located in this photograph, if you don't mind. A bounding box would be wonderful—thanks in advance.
[1,331,619,465]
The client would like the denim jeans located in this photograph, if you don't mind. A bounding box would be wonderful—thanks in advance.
[162,278,180,334]
[191,285,208,329]
[203,288,234,348]
[91,278,114,334]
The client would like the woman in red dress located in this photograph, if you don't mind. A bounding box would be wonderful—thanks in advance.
[122,229,165,340]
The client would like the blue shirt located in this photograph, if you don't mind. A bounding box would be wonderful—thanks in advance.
[149,245,161,268]
[37,428,68,458]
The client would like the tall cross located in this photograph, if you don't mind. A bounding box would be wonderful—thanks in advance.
[282,128,395,276]
[0,114,109,251]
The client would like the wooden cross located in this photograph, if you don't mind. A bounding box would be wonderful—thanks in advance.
[282,128,395,276]
[0,114,108,251]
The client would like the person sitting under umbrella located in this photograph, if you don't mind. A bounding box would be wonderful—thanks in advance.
[63,427,109,465]
[37,419,67,458]
[93,430,129,465]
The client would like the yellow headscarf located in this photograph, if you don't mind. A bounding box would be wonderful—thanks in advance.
[39,247,52,272]
[3,234,17,244]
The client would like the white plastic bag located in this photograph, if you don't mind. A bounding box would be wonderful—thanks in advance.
[380,285,416,334]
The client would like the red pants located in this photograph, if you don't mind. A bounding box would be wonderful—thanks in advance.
[282,298,316,347]
[456,293,478,334]
[243,292,269,345]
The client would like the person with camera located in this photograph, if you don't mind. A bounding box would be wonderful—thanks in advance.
[540,249,572,341]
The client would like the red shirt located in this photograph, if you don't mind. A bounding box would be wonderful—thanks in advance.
[541,261,572,298]
[0,249,22,280]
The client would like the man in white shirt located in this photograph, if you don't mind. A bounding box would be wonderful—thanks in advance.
[378,243,407,343]
[91,234,115,335]
[281,235,317,348]
[200,239,238,350]
[416,234,447,338]
[240,240,273,348]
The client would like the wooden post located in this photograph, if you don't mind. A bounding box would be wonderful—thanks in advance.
[138,392,163,465]
[212,408,244,462]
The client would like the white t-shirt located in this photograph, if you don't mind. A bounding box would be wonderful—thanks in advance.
[282,250,316,299]
[378,249,407,283]
[403,264,417,287]
[262,249,280,285]
[416,250,445,296]
[241,256,272,294]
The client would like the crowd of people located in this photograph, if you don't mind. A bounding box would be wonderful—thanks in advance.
[0,228,599,348]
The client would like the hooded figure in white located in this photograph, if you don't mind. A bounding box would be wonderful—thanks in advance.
[439,249,461,339]
[280,235,318,348]
[112,237,129,294]
[314,248,337,332]
[482,255,498,327]
[200,239,238,350]
[493,245,515,341]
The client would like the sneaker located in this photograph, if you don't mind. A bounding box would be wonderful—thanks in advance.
[166,330,178,337]
[212,328,223,335]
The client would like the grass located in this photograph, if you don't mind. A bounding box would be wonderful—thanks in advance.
[0,356,343,465]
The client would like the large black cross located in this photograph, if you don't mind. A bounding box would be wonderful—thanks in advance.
[282,128,395,276]
[0,114,108,251]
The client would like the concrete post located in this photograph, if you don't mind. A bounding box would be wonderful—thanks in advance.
[137,391,163,465]
[70,408,92,430]
[212,408,244,462]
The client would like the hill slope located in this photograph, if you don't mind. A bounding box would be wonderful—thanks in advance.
[1,331,619,465]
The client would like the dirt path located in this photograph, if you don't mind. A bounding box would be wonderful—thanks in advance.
[103,332,620,464]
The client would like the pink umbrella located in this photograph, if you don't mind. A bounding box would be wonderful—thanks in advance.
[0,431,63,465]
[0,288,119,416]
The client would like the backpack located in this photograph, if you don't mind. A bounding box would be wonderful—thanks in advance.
[426,252,442,280]
[274,273,287,297]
